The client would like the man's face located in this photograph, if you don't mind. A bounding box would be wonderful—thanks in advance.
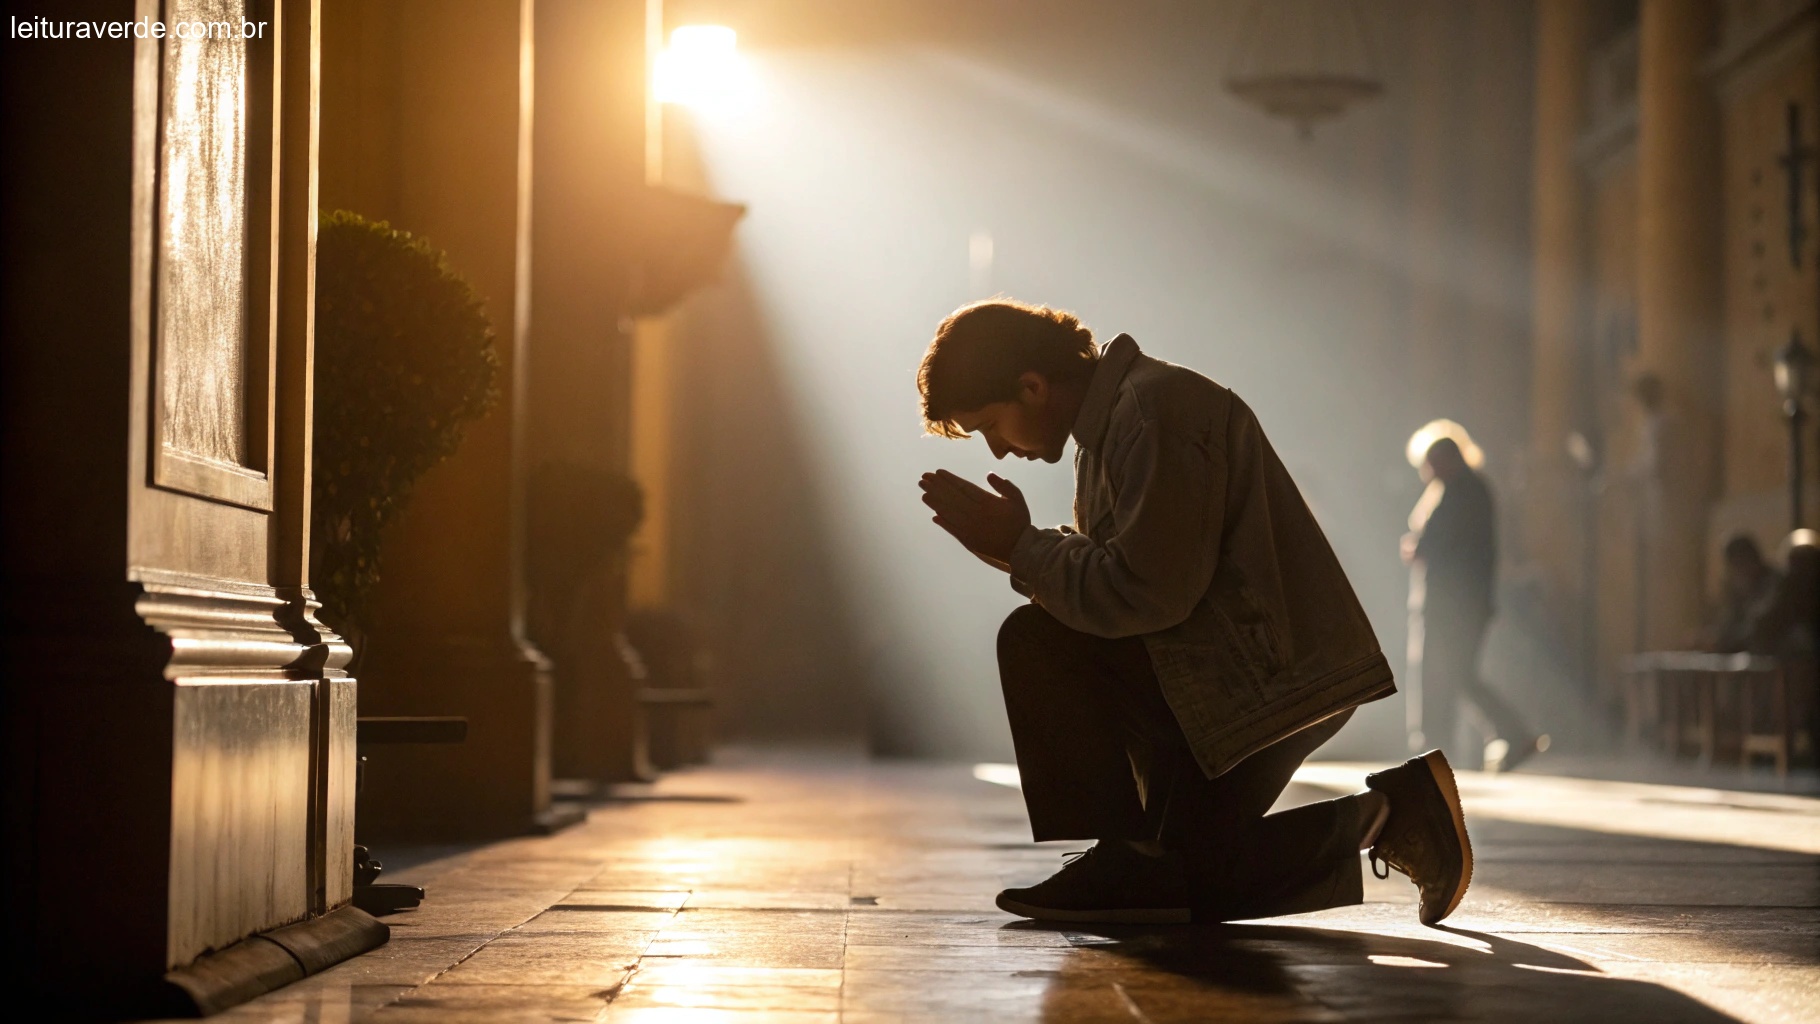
[950,373,1070,463]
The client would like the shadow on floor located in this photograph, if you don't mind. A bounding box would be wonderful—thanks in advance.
[594,791,746,804]
[1010,920,1742,1023]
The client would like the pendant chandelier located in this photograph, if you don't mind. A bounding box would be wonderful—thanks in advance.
[1223,0,1384,139]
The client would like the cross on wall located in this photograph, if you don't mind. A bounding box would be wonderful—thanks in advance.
[1776,100,1815,269]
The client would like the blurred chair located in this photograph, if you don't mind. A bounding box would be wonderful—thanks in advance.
[1619,652,1794,776]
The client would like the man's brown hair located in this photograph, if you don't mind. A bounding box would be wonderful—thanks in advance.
[918,299,1099,438]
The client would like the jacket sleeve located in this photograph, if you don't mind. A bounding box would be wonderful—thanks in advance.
[1412,491,1455,561]
[1008,419,1225,638]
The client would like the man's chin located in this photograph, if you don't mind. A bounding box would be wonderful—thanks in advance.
[1040,449,1065,464]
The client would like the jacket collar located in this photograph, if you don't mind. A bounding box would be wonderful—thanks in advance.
[1071,333,1140,454]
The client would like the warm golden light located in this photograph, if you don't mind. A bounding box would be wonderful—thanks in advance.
[653,25,751,113]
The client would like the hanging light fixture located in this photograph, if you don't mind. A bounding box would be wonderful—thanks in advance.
[1223,0,1383,139]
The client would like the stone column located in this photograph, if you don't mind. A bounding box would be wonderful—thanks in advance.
[1527,0,1592,628]
[1634,0,1722,648]
[628,316,677,611]
[4,0,383,1010]
[528,0,648,784]
[321,0,555,837]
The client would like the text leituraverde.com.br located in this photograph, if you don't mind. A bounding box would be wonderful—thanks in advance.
[11,16,269,41]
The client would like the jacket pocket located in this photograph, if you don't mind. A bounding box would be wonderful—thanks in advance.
[1202,569,1289,693]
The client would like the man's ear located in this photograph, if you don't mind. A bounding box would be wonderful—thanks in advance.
[1016,371,1049,406]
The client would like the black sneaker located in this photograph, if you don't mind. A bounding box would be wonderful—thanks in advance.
[1365,749,1473,926]
[996,842,1191,924]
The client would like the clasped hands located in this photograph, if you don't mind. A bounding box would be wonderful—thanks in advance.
[919,469,1031,573]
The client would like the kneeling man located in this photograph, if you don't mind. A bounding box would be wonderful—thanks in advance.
[916,300,1471,926]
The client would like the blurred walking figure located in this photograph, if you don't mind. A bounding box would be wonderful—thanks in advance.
[1401,421,1546,772]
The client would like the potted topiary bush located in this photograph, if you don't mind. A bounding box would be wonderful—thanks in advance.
[310,210,501,642]
[526,460,645,646]
[526,460,648,782]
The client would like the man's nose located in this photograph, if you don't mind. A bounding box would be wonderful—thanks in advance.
[986,437,1008,460]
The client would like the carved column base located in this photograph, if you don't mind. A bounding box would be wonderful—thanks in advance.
[163,905,389,1016]
[552,631,646,785]
[6,576,362,1016]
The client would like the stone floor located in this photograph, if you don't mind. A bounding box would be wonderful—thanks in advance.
[204,747,1818,1023]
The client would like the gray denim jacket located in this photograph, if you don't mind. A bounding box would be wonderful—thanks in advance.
[1008,335,1395,778]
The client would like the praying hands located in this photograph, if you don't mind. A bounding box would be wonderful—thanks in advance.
[918,469,1031,570]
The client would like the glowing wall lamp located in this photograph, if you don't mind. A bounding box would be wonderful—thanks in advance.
[653,25,751,114]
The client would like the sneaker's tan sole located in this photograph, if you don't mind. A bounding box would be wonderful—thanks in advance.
[995,893,1191,925]
[1420,749,1473,924]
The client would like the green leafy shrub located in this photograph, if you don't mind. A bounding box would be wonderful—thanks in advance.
[526,462,645,645]
[310,210,500,633]
[529,462,646,581]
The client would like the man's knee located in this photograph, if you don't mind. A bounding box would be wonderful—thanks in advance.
[998,603,1062,664]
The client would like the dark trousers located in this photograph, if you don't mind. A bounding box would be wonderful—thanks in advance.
[1409,610,1531,754]
[997,604,1365,921]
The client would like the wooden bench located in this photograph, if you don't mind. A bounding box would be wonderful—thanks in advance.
[1619,652,1794,776]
